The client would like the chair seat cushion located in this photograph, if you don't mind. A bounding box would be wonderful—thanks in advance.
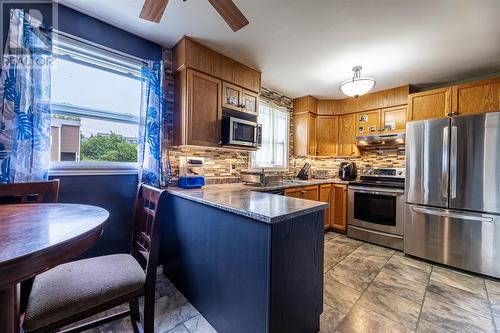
[24,254,146,331]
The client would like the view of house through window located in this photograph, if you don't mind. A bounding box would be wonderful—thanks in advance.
[250,102,290,169]
[50,36,142,163]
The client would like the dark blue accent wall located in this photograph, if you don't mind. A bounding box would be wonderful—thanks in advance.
[1,1,162,60]
[57,5,162,60]
[49,174,139,258]
[0,2,163,257]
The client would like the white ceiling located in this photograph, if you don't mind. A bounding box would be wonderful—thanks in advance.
[58,0,500,99]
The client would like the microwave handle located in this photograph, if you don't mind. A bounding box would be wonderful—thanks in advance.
[255,124,262,147]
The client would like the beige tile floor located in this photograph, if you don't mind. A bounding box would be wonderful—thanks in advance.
[84,231,500,333]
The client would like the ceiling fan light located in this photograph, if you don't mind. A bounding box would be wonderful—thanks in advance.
[339,66,376,98]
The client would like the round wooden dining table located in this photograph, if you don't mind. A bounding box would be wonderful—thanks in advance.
[0,203,109,333]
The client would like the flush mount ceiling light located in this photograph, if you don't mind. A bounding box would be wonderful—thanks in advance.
[339,66,376,98]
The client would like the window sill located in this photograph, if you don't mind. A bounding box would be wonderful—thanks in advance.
[247,166,289,172]
[49,162,138,176]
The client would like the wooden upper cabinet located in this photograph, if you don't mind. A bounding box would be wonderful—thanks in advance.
[222,81,259,115]
[317,116,338,156]
[452,78,500,116]
[407,87,452,121]
[331,184,347,233]
[222,81,243,111]
[317,100,337,115]
[319,184,332,229]
[356,110,381,135]
[337,114,358,156]
[174,37,261,93]
[293,96,318,114]
[380,105,407,133]
[294,112,317,156]
[241,89,259,114]
[182,69,221,147]
[308,114,317,156]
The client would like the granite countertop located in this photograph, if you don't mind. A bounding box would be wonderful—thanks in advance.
[166,179,349,224]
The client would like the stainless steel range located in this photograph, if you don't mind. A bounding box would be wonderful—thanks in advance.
[347,167,405,250]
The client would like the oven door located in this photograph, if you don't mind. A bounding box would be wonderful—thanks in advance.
[229,118,259,147]
[348,186,404,235]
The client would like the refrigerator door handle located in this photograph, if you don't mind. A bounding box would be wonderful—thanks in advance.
[411,206,494,222]
[450,125,458,199]
[442,126,449,200]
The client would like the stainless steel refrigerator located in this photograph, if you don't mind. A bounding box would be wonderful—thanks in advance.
[405,111,500,278]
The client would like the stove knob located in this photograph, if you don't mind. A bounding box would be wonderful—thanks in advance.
[397,170,403,175]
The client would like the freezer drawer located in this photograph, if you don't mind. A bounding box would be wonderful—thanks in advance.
[404,204,500,278]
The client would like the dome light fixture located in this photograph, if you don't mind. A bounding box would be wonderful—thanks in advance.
[339,65,376,98]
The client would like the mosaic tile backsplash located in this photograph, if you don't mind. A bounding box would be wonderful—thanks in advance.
[162,47,405,184]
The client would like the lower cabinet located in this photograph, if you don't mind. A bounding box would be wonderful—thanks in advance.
[284,185,319,200]
[285,184,347,232]
[331,184,347,233]
[319,184,332,229]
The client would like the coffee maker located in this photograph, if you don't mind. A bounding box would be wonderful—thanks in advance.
[338,162,357,181]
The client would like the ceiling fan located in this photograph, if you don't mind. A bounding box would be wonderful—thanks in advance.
[139,0,249,32]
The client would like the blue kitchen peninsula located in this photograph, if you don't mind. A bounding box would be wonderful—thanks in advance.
[161,184,327,333]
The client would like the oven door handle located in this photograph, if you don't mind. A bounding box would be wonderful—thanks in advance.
[351,189,399,196]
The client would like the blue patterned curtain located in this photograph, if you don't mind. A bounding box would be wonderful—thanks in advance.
[0,9,52,183]
[138,61,164,187]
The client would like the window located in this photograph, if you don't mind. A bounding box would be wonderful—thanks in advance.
[50,34,143,167]
[250,102,290,169]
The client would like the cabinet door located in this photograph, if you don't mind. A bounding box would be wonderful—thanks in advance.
[241,89,259,115]
[301,185,319,201]
[222,81,243,112]
[317,116,338,156]
[407,88,452,121]
[453,79,500,116]
[319,184,332,229]
[380,106,407,133]
[331,184,347,232]
[284,187,303,198]
[308,114,317,156]
[293,112,309,156]
[356,110,381,135]
[187,70,222,147]
[337,114,357,156]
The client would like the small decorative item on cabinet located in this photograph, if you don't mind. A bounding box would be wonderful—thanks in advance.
[358,126,364,133]
[384,121,396,131]
[359,114,368,122]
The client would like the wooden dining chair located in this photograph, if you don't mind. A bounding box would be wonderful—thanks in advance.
[0,179,60,204]
[23,183,167,333]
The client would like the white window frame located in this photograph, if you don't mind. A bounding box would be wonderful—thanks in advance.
[49,32,144,176]
[249,101,290,171]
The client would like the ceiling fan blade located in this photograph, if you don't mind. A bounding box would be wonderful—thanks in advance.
[208,0,249,32]
[140,0,169,23]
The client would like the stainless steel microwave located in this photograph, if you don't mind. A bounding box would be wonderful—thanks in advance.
[221,116,262,148]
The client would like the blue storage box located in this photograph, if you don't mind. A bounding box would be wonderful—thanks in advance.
[178,176,205,189]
